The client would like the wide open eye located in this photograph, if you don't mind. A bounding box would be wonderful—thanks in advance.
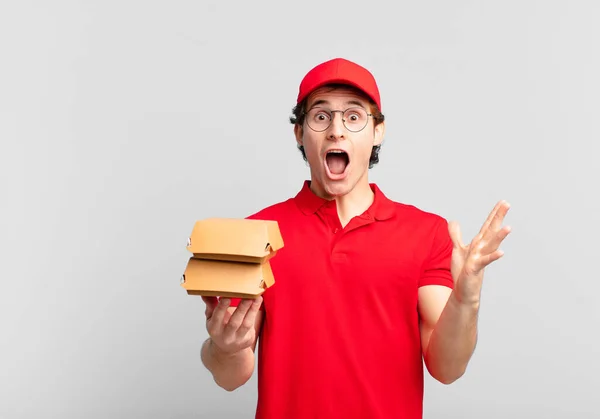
[309,109,331,123]
[343,108,369,130]
[345,108,366,122]
[315,112,329,121]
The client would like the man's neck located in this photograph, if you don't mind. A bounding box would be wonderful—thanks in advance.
[310,178,375,228]
[336,182,374,227]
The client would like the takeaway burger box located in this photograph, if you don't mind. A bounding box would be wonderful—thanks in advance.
[181,218,284,298]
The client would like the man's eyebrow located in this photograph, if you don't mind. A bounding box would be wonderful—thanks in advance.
[346,100,367,108]
[308,99,367,109]
[308,99,329,108]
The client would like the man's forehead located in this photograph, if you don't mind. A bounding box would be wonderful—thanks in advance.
[306,86,370,107]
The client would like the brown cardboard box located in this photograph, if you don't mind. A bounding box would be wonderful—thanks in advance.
[181,218,284,298]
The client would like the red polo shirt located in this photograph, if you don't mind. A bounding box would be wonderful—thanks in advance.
[235,181,453,419]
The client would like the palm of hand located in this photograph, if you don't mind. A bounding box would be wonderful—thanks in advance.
[449,201,512,305]
[203,297,261,355]
[210,311,254,353]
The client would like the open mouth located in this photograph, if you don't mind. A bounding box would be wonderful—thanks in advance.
[325,150,349,177]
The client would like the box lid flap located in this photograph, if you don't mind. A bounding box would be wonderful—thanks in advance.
[186,218,284,260]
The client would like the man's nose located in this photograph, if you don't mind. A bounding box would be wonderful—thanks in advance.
[326,111,345,140]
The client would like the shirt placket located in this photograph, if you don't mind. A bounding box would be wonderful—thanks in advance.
[321,206,377,263]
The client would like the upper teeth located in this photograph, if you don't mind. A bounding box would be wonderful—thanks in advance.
[329,151,344,153]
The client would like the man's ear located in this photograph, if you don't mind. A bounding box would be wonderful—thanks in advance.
[373,121,385,146]
[294,124,303,146]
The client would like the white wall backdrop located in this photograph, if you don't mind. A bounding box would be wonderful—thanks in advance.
[1,1,598,418]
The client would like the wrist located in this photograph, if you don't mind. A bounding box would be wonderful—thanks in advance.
[207,338,244,363]
[449,290,481,311]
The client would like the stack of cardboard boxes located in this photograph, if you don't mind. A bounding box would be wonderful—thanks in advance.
[181,218,284,298]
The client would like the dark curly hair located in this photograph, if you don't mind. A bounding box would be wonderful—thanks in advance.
[289,84,385,169]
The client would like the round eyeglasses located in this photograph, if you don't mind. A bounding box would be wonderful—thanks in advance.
[304,107,373,133]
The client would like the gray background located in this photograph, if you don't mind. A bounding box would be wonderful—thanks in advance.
[1,1,598,418]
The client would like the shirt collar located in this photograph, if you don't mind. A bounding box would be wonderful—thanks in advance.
[294,180,395,221]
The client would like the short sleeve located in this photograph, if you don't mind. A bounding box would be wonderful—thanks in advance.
[419,217,454,289]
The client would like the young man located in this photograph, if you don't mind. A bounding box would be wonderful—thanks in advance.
[200,58,511,419]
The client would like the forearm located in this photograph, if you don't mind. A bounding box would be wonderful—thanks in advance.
[201,337,255,391]
[424,292,480,384]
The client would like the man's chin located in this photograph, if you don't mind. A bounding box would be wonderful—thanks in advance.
[312,176,352,199]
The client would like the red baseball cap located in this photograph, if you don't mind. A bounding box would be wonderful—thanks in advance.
[296,58,382,110]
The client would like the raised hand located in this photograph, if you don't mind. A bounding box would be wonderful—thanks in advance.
[448,200,512,305]
[202,296,263,355]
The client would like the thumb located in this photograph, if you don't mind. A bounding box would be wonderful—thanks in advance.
[448,221,464,249]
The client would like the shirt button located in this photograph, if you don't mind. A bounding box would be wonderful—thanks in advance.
[334,228,339,233]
